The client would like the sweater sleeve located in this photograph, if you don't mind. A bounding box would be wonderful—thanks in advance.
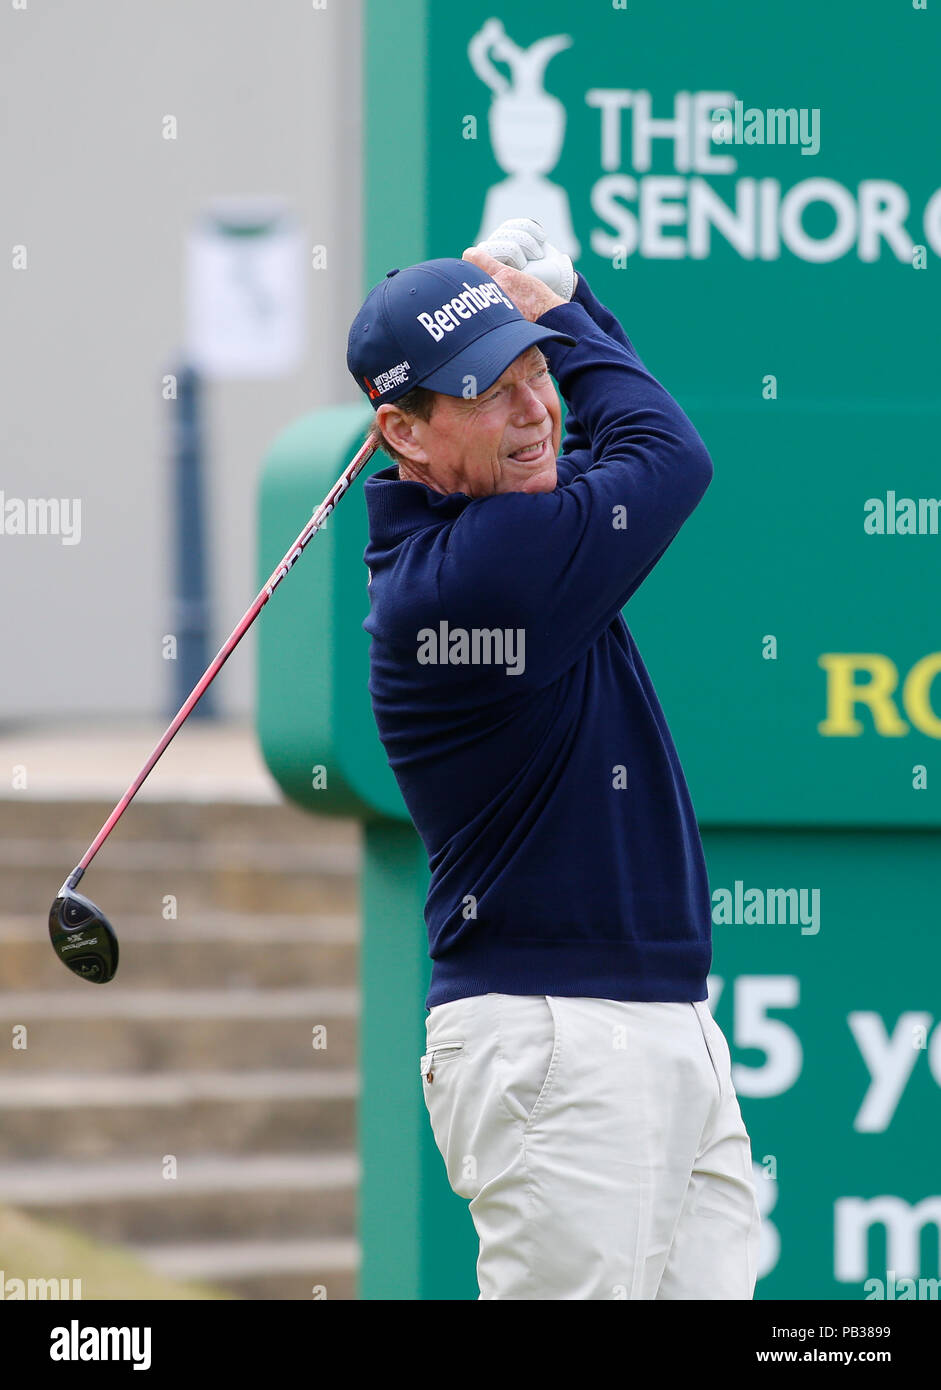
[438,285,714,688]
[556,273,643,470]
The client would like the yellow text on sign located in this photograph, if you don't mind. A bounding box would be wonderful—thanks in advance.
[818,653,941,738]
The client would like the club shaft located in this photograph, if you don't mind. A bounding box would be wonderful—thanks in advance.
[65,438,377,891]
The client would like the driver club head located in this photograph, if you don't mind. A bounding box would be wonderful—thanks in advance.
[48,887,119,983]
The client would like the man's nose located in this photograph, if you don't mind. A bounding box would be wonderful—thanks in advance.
[511,382,549,422]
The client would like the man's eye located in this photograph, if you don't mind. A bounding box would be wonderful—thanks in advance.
[482,368,544,403]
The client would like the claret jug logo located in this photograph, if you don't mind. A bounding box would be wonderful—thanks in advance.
[470,19,580,256]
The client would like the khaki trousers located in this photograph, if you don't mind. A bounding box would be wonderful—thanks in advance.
[420,993,761,1300]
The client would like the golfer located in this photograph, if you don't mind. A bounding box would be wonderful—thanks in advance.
[346,220,761,1300]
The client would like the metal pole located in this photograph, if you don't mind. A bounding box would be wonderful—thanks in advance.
[172,362,213,718]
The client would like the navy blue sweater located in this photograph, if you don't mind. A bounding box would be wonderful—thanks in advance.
[362,273,714,1009]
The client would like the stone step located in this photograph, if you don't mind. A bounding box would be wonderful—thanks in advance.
[0,911,358,991]
[5,856,358,922]
[0,1152,358,1243]
[0,1016,357,1073]
[0,721,279,809]
[3,837,359,917]
[1,838,360,875]
[0,1198,237,1302]
[0,986,357,1071]
[0,1069,358,1159]
[0,796,358,847]
[0,779,364,1299]
[131,1236,359,1301]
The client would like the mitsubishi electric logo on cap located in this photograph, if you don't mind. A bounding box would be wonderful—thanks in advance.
[468,17,941,264]
[417,279,516,342]
[364,359,411,398]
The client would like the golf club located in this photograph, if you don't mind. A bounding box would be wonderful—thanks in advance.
[48,436,378,983]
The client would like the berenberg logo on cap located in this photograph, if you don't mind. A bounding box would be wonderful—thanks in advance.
[417,279,516,342]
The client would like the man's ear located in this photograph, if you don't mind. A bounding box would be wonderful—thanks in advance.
[376,405,428,464]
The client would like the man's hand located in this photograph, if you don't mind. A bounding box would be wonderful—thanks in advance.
[471,217,577,301]
[462,246,567,324]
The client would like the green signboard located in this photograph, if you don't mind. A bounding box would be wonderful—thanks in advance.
[703,828,941,1300]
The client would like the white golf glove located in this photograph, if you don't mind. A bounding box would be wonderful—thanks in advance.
[473,217,577,301]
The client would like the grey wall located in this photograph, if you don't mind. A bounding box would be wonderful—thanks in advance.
[0,0,363,722]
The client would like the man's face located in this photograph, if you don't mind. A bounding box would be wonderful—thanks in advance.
[380,346,562,499]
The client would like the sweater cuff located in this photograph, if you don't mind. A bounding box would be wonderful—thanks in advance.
[535,299,597,371]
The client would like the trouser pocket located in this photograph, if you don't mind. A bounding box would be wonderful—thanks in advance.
[420,996,561,1201]
[496,995,559,1130]
[419,1040,464,1083]
[692,1000,731,1101]
[420,1000,480,1197]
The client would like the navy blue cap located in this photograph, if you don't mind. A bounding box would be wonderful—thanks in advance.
[346,257,576,409]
